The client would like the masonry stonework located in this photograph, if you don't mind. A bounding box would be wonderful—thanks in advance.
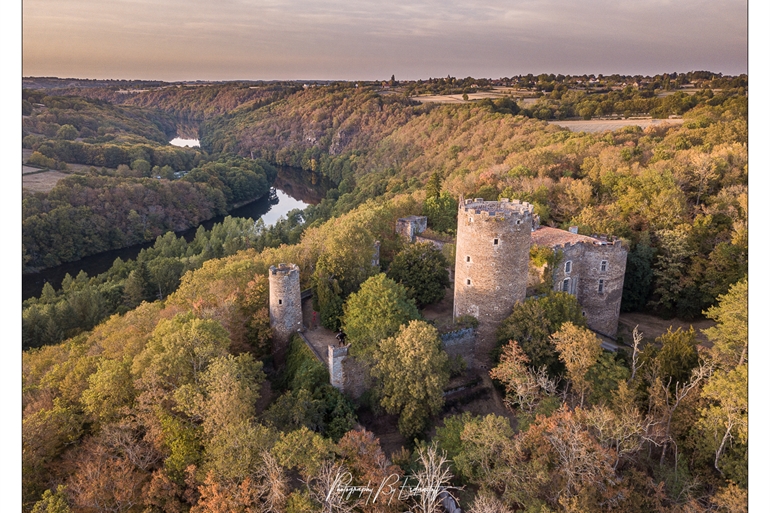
[396,215,428,242]
[453,197,534,327]
[268,263,302,363]
[532,227,627,338]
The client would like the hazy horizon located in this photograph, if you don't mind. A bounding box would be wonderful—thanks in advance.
[23,0,747,82]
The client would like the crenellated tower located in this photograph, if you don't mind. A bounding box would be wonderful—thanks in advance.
[453,197,535,328]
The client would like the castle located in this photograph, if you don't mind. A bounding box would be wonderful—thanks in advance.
[399,196,628,339]
[267,197,628,391]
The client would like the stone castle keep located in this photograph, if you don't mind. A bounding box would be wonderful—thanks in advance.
[453,197,535,328]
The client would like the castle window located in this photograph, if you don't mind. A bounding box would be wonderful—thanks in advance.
[562,278,570,292]
[582,311,586,317]
[598,279,605,293]
[466,256,471,262]
[565,261,572,273]
[600,260,608,272]
[467,279,472,286]
[493,238,499,246]
[278,299,283,305]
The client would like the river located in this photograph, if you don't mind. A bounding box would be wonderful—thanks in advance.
[22,163,332,301]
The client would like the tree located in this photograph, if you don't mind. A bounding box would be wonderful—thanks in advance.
[343,274,420,361]
[372,321,449,438]
[387,242,449,308]
[703,278,747,369]
[56,124,78,141]
[423,192,458,234]
[550,322,602,407]
[489,341,545,413]
[81,357,135,426]
[651,225,694,314]
[697,364,747,478]
[410,444,455,513]
[655,327,699,388]
[425,171,443,200]
[495,292,585,377]
[31,485,71,513]
[621,232,655,312]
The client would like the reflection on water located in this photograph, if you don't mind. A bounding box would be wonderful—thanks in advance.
[169,137,200,148]
[22,166,331,300]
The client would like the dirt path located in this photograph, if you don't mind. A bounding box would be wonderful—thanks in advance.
[618,312,715,347]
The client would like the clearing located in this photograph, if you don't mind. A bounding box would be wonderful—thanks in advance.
[22,170,72,193]
[548,117,684,133]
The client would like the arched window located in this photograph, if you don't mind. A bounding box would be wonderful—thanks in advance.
[562,278,570,292]
[565,261,572,273]
[598,279,605,293]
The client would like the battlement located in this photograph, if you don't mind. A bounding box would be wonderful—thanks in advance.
[270,263,299,276]
[460,197,535,218]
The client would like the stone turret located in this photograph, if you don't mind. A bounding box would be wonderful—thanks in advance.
[269,263,302,362]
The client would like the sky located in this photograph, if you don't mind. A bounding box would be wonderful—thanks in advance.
[22,0,747,81]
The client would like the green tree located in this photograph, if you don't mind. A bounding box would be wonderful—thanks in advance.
[56,124,78,141]
[80,357,135,426]
[551,322,602,407]
[655,327,699,388]
[372,320,449,438]
[495,292,585,376]
[423,192,458,234]
[425,171,443,200]
[622,232,656,311]
[343,274,420,361]
[651,225,694,314]
[387,242,449,307]
[698,365,747,482]
[31,485,71,513]
[703,278,747,369]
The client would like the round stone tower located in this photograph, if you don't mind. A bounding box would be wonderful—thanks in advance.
[453,197,534,328]
[269,263,302,362]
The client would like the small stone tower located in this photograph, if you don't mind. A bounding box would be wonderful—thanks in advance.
[269,263,302,362]
[453,197,535,327]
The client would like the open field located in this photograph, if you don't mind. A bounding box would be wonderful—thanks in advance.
[412,86,536,104]
[22,170,72,193]
[549,117,684,133]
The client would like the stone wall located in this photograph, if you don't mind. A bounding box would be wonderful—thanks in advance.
[396,215,428,242]
[328,345,347,390]
[440,327,476,366]
[549,240,627,338]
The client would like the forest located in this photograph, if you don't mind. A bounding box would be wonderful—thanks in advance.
[22,75,747,512]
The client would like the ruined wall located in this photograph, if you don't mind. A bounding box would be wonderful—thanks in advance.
[328,345,347,390]
[440,328,476,366]
[268,263,302,363]
[341,355,368,399]
[396,215,428,242]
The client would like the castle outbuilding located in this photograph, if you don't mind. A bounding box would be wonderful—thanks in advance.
[531,227,627,338]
